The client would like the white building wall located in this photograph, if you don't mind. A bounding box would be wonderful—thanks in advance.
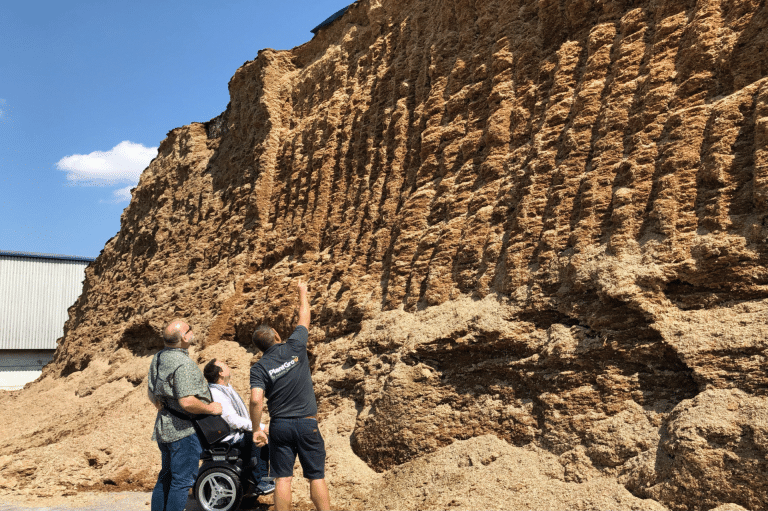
[0,253,91,350]
[0,350,55,390]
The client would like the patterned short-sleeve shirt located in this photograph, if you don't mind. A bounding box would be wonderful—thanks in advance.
[148,348,212,443]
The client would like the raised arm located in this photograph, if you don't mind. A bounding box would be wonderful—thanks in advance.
[297,279,310,329]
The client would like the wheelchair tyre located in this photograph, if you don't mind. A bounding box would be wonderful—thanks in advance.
[194,467,243,511]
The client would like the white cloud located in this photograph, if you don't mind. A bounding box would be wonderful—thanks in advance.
[102,186,134,204]
[0,99,6,118]
[56,140,157,186]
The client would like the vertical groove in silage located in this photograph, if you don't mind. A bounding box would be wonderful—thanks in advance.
[0,256,89,350]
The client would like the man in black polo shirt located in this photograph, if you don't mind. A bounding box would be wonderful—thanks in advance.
[249,280,330,511]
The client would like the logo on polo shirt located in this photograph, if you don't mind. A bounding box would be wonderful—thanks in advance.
[268,356,299,381]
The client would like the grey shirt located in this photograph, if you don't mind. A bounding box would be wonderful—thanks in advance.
[148,347,212,443]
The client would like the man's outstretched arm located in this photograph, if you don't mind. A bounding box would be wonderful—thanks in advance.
[297,279,310,329]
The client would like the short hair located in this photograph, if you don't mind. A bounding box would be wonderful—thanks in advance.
[163,320,186,345]
[252,325,276,352]
[203,359,221,384]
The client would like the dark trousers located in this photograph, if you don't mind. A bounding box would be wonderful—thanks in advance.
[269,418,325,479]
[232,432,269,483]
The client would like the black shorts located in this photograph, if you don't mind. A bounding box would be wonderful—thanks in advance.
[269,417,326,479]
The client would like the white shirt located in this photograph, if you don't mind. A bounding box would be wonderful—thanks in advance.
[209,383,264,443]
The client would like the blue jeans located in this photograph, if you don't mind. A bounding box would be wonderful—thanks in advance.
[151,433,202,511]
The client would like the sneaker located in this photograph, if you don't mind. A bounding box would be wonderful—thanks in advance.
[256,479,276,495]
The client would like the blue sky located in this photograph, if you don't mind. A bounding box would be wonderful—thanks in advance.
[1,0,351,258]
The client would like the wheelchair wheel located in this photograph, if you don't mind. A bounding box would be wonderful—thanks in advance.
[194,467,243,511]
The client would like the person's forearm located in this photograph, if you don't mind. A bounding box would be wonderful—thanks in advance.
[249,400,263,432]
[297,284,310,328]
[179,396,220,415]
[249,389,268,447]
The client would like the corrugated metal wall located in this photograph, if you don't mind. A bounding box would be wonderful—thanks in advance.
[0,255,90,350]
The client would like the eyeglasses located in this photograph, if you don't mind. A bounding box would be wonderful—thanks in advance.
[180,326,193,341]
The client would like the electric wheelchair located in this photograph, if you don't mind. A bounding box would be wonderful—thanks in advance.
[193,439,268,511]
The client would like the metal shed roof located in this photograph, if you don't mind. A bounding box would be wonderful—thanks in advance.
[311,3,354,34]
[0,250,95,263]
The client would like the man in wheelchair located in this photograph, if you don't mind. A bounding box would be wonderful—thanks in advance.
[202,359,275,496]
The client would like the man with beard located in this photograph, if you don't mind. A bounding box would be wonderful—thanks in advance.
[148,320,222,511]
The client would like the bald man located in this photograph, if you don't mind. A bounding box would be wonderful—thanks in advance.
[147,320,222,511]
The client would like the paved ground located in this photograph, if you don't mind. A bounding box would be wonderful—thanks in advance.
[0,492,152,511]
[0,492,270,510]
